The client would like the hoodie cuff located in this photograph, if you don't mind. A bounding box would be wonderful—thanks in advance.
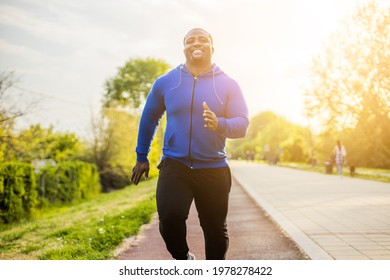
[216,117,227,133]
[136,153,148,162]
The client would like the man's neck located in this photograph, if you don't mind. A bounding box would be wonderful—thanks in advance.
[185,62,213,77]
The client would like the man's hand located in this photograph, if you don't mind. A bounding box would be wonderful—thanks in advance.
[131,161,150,185]
[203,101,218,131]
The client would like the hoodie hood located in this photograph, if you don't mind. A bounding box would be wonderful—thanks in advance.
[170,63,224,105]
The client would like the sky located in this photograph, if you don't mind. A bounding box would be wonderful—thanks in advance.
[0,0,382,138]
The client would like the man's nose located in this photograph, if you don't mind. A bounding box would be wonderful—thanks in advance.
[193,40,202,46]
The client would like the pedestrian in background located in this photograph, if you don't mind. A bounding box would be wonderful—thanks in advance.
[334,140,347,176]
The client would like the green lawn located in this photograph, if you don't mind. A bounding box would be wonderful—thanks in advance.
[0,179,157,260]
[277,162,390,183]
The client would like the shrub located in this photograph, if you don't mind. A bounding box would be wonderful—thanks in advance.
[0,162,37,223]
[99,166,131,192]
[38,161,101,205]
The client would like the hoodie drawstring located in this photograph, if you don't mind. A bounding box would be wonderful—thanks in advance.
[168,65,183,91]
[212,66,223,105]
[171,64,223,105]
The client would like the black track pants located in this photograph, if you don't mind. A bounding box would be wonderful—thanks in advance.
[156,157,231,260]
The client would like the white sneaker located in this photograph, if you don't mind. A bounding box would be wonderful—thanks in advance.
[187,252,196,260]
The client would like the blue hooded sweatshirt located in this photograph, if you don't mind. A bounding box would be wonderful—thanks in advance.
[136,63,249,169]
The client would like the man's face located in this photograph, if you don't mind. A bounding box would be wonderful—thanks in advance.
[183,29,214,66]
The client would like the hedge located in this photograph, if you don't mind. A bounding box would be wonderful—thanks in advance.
[38,161,101,204]
[0,162,38,223]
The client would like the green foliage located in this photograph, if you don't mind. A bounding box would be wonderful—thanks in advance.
[17,125,84,162]
[282,139,306,162]
[228,111,310,163]
[1,124,85,163]
[304,1,390,168]
[103,57,171,108]
[38,161,101,205]
[0,162,37,223]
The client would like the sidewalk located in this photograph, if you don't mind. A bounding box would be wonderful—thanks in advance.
[230,161,390,260]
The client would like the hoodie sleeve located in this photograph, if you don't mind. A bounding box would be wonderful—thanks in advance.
[135,79,166,162]
[216,80,249,139]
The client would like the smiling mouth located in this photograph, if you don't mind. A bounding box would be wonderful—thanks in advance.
[192,50,203,58]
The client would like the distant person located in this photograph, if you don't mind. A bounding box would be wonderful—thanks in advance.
[334,140,347,176]
[131,28,249,260]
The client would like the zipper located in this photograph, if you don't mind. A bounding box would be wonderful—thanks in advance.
[188,76,197,169]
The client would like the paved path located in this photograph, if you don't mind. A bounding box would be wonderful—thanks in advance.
[116,177,306,260]
[230,161,390,260]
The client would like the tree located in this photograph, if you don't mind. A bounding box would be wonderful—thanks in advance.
[4,124,85,163]
[1,72,25,161]
[86,108,163,191]
[1,71,42,163]
[0,71,38,124]
[0,71,19,124]
[88,57,171,190]
[304,1,390,168]
[228,111,310,163]
[86,109,136,191]
[0,115,16,162]
[103,58,171,108]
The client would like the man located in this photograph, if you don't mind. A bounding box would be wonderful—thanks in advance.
[131,28,249,260]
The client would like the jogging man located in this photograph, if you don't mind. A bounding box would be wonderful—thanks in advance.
[131,28,249,260]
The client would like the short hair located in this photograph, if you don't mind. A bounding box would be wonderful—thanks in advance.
[183,28,213,45]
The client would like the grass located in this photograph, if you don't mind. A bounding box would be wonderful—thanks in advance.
[0,178,157,260]
[277,162,390,183]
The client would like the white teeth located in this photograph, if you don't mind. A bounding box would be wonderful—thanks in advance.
[193,50,202,55]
